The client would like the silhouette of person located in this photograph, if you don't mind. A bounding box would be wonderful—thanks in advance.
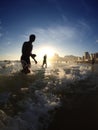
[91,57,95,72]
[42,54,47,68]
[21,34,37,74]
[91,57,95,65]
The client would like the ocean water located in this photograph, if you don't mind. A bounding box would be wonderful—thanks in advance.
[0,61,97,130]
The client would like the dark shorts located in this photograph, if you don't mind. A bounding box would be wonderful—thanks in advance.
[21,55,31,69]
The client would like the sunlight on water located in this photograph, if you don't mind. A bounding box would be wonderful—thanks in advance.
[0,61,97,130]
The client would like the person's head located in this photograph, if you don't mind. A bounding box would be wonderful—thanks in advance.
[29,34,36,42]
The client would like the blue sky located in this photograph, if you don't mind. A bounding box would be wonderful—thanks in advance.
[0,0,98,60]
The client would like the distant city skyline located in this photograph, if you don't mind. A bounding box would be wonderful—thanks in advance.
[0,0,98,60]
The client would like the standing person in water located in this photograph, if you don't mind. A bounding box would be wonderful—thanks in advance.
[92,57,95,65]
[42,54,47,68]
[91,57,95,72]
[21,34,37,74]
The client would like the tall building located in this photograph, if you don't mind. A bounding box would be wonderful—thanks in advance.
[90,53,94,60]
[84,52,90,60]
[95,53,98,58]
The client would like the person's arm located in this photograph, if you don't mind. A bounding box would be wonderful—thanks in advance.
[30,54,37,64]
[33,58,37,64]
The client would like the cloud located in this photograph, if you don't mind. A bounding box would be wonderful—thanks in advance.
[31,25,77,44]
[78,20,90,31]
[22,24,90,57]
[21,34,28,39]
[96,40,98,43]
[62,14,68,22]
[7,41,12,45]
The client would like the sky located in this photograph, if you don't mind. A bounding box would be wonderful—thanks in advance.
[0,0,98,60]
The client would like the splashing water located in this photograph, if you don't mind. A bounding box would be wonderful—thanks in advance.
[0,61,97,130]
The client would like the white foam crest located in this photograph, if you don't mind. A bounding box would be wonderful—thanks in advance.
[57,68,65,79]
[0,61,22,75]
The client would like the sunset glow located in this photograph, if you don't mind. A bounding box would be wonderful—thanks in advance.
[36,46,56,60]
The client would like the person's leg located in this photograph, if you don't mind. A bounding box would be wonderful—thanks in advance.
[21,58,31,74]
[42,61,44,68]
[21,60,27,69]
[25,58,31,73]
[45,62,47,68]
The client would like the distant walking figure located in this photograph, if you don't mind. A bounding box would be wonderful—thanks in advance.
[42,54,47,68]
[21,34,37,74]
[91,57,95,72]
[91,57,95,65]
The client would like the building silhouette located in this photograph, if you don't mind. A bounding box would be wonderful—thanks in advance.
[77,52,98,63]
